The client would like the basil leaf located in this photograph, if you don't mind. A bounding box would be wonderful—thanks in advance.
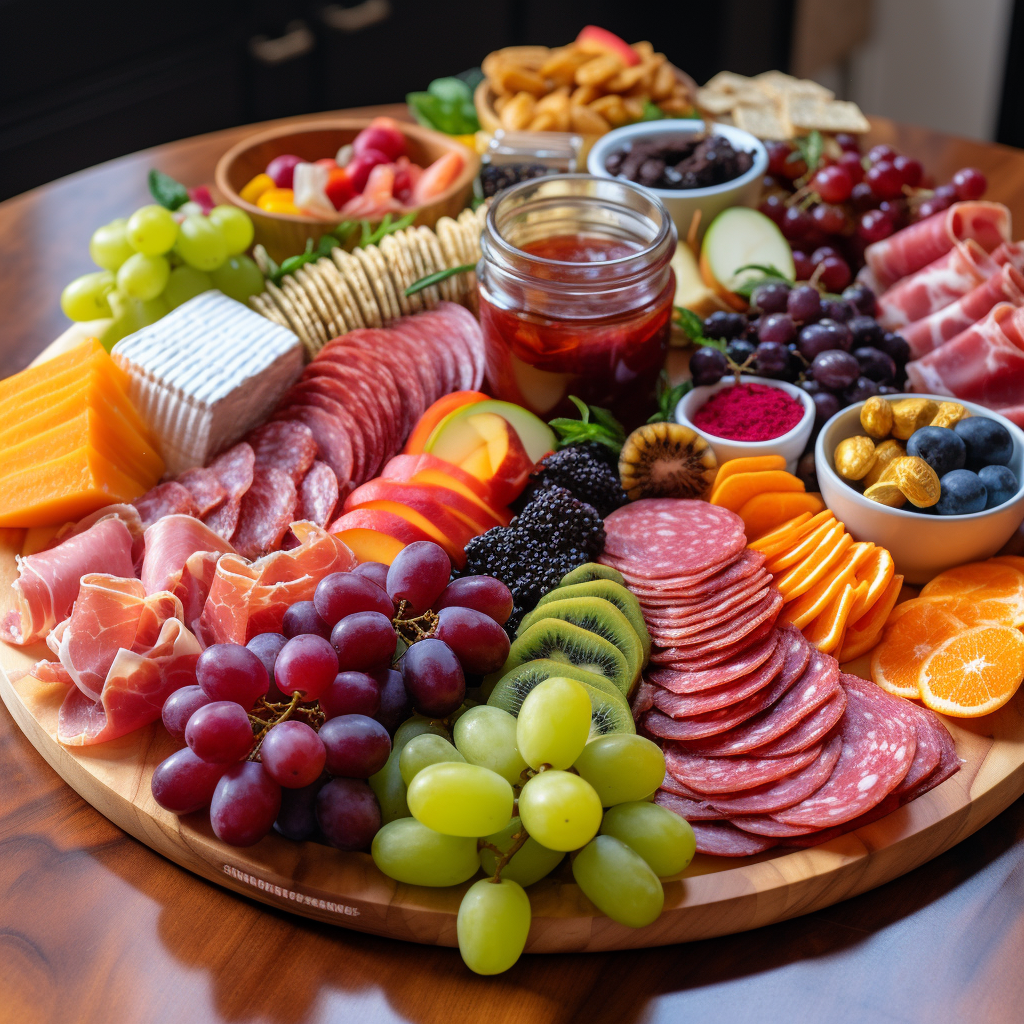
[675,307,706,343]
[148,169,189,211]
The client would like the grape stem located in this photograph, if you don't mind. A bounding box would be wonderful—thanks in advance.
[480,829,530,883]
[392,605,439,646]
[247,692,323,760]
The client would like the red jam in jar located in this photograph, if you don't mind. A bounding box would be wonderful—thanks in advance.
[478,175,677,427]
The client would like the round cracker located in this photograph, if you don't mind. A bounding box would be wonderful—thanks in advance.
[250,293,291,332]
[399,228,439,309]
[264,280,314,354]
[296,263,343,338]
[332,248,382,328]
[393,232,426,314]
[417,225,455,304]
[379,233,419,316]
[355,244,400,324]
[313,259,364,332]
[434,218,466,301]
[458,206,486,263]
[282,275,328,352]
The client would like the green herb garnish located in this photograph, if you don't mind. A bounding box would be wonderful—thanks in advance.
[673,306,727,351]
[788,130,824,174]
[648,370,692,423]
[405,263,476,297]
[148,169,189,211]
[549,396,626,454]
[407,74,481,135]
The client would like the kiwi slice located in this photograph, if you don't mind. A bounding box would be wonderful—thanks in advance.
[487,660,634,739]
[499,619,632,697]
[560,563,625,588]
[619,422,718,500]
[542,580,651,665]
[517,597,643,694]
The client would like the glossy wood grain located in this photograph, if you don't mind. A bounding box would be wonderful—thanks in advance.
[4,109,1024,1024]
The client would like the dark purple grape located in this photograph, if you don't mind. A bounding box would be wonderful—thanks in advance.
[726,338,756,366]
[314,572,394,626]
[844,376,880,403]
[754,341,789,374]
[702,310,747,339]
[757,313,796,345]
[690,346,728,386]
[316,778,381,851]
[352,561,390,589]
[331,610,397,673]
[321,671,381,719]
[812,391,841,430]
[797,322,840,360]
[750,281,791,314]
[319,715,391,778]
[275,779,325,841]
[162,685,212,742]
[282,601,332,640]
[374,667,410,732]
[842,283,878,317]
[800,379,823,395]
[401,637,465,717]
[787,285,822,323]
[434,606,511,674]
[151,747,228,814]
[810,349,860,390]
[878,332,911,365]
[246,632,289,701]
[815,318,852,351]
[854,346,897,382]
[878,384,901,395]
[821,298,854,323]
[434,575,513,625]
[848,315,884,349]
[743,316,762,340]
[791,250,814,281]
[210,762,282,847]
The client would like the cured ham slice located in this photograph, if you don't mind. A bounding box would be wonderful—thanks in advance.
[903,263,1024,358]
[0,516,135,645]
[866,201,1011,292]
[140,514,234,595]
[196,521,356,646]
[877,240,997,330]
[994,403,1024,428]
[46,573,201,746]
[992,240,1024,270]
[906,303,1024,407]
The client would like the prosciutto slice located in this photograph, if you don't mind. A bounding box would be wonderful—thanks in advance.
[906,302,1024,407]
[196,521,356,646]
[877,240,997,330]
[45,573,201,746]
[140,514,234,595]
[1,517,135,645]
[866,201,1011,291]
[903,263,1024,358]
[994,403,1024,428]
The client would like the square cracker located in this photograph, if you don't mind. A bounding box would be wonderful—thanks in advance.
[702,71,755,94]
[733,102,791,139]
[792,99,871,134]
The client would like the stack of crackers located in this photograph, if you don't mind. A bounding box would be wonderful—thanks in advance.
[696,70,870,140]
[250,207,487,357]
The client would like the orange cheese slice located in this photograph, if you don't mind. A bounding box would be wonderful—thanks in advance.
[776,525,853,600]
[804,581,857,655]
[837,573,904,663]
[0,340,130,411]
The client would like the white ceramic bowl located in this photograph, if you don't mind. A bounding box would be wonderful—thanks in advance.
[587,120,767,242]
[816,394,1024,584]
[675,375,815,474]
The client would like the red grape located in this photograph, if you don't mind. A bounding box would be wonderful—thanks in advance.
[952,167,986,200]
[401,637,465,717]
[850,181,879,212]
[858,209,894,243]
[810,246,840,265]
[791,250,814,281]
[843,284,878,317]
[314,571,393,626]
[434,575,514,625]
[893,155,923,188]
[352,561,390,590]
[866,161,903,200]
[753,341,788,374]
[275,634,339,700]
[854,346,897,383]
[817,255,852,292]
[759,193,787,225]
[757,313,796,345]
[275,779,325,841]
[877,199,908,230]
[162,685,212,742]
[836,133,861,153]
[766,140,794,177]
[210,762,282,846]
[916,198,947,220]
[386,541,451,615]
[374,668,410,732]
[353,123,405,160]
[266,154,302,189]
[810,349,860,390]
[151,747,227,814]
[197,644,269,710]
[781,206,812,241]
[934,183,958,204]
[260,720,326,788]
[246,633,289,700]
[811,203,847,234]
[812,390,841,429]
[751,281,791,313]
[316,778,381,851]
[282,600,332,639]
[837,150,865,183]
[867,144,895,165]
[321,671,381,719]
[186,701,255,763]
[813,165,853,203]
[320,714,392,778]
[331,611,397,672]
[434,606,511,674]
[787,284,822,322]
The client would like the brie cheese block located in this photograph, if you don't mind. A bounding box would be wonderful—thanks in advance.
[112,291,303,476]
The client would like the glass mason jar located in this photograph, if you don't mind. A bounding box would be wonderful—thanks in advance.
[477,174,677,428]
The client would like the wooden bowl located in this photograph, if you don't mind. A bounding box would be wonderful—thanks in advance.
[215,118,480,264]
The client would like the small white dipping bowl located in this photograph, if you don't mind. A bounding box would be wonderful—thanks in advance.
[816,394,1024,585]
[676,375,815,474]
[587,120,768,242]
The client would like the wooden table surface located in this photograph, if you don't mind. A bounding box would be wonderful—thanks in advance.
[3,107,1024,1024]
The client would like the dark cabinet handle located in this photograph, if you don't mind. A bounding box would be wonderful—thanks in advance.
[320,0,392,33]
[249,20,316,64]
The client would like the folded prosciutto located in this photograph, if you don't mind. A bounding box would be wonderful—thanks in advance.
[906,303,1024,407]
[44,573,201,746]
[903,263,1024,357]
[1,516,135,645]
[197,520,356,646]
[866,201,1011,292]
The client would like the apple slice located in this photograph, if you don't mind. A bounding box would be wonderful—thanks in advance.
[672,241,731,319]
[328,509,434,564]
[423,399,555,465]
[458,412,535,507]
[700,208,795,310]
[344,478,497,535]
[402,390,489,455]
[576,25,640,67]
[381,454,511,527]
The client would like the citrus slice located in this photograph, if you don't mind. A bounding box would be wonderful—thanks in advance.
[918,625,1024,717]
[990,555,1024,574]
[837,573,904,663]
[918,562,1024,627]
[870,600,964,698]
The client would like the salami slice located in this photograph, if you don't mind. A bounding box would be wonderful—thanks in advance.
[231,467,298,560]
[771,679,916,828]
[438,301,486,390]
[336,330,426,437]
[278,386,367,485]
[647,586,776,641]
[745,686,847,758]
[897,722,960,802]
[648,632,781,694]
[202,443,255,541]
[665,739,824,795]
[630,680,658,721]
[248,420,318,487]
[649,615,777,670]
[392,315,456,397]
[297,460,339,529]
[133,481,198,528]
[321,336,411,443]
[654,789,724,821]
[610,554,737,588]
[729,814,818,837]
[177,465,228,517]
[627,550,767,600]
[686,820,779,857]
[643,570,772,619]
[652,591,784,655]
[273,405,353,493]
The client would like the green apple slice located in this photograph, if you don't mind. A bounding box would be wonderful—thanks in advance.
[701,207,795,295]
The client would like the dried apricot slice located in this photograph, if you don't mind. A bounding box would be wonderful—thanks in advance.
[709,469,805,514]
[711,454,786,495]
[777,527,854,601]
[918,625,1024,717]
[870,600,964,698]
[804,581,856,655]
[848,546,895,622]
[837,573,904,663]
[781,542,874,629]
[765,516,839,573]
[738,491,825,542]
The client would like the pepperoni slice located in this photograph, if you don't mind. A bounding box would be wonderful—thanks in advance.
[202,443,255,541]
[273,405,353,494]
[248,420,318,486]
[133,481,197,528]
[231,467,298,560]
[297,461,340,528]
[177,465,228,517]
[685,820,779,857]
[664,740,824,795]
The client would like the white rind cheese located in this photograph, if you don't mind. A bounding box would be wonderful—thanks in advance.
[112,291,303,475]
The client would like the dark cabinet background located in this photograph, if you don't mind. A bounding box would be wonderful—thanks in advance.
[0,0,795,201]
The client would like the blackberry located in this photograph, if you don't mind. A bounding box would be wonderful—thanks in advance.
[526,446,628,517]
[479,163,553,198]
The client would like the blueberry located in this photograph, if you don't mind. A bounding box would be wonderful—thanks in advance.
[906,426,967,478]
[935,469,988,515]
[954,417,1014,469]
[978,464,1019,509]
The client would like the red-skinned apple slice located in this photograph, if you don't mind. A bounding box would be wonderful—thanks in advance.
[402,391,490,454]
[575,25,640,67]
[328,509,434,565]
[343,479,497,535]
[458,412,534,507]
[380,454,511,527]
[423,399,555,464]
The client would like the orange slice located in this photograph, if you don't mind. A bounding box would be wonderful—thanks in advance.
[804,581,856,655]
[765,516,839,573]
[837,573,904,663]
[919,562,1024,626]
[918,625,1024,717]
[990,555,1024,574]
[870,600,964,698]
[776,526,853,600]
[848,546,894,623]
[748,510,831,557]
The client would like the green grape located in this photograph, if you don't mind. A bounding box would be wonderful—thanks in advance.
[117,252,170,301]
[371,817,480,886]
[573,734,666,806]
[457,878,531,975]
[368,748,410,825]
[61,271,115,321]
[210,255,264,302]
[393,715,449,750]
[517,770,602,852]
[399,733,465,785]
[99,292,169,349]
[479,816,564,887]
[89,219,134,271]
[571,835,664,928]
[126,204,178,255]
[175,213,227,271]
[454,705,528,785]
[208,204,255,255]
[600,801,696,878]
[164,266,213,309]
[406,762,513,837]
[516,677,592,770]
